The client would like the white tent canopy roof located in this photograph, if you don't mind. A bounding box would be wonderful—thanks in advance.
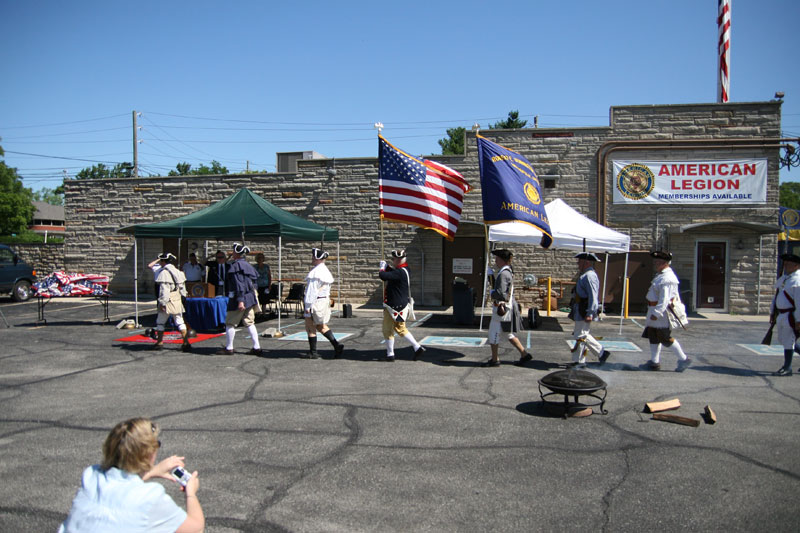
[487,198,630,253]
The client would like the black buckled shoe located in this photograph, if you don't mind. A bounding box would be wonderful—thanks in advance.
[413,346,426,361]
[774,366,793,376]
[334,344,344,359]
[599,350,611,364]
[514,353,533,367]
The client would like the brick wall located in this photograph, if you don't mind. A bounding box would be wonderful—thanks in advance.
[64,101,782,313]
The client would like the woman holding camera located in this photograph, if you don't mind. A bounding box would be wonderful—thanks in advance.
[59,417,204,533]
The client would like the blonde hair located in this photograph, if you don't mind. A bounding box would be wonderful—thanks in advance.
[101,418,160,475]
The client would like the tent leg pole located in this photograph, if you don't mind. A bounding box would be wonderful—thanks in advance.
[278,236,282,333]
[619,252,629,335]
[601,252,609,320]
[479,226,491,331]
[134,239,139,327]
[337,241,341,315]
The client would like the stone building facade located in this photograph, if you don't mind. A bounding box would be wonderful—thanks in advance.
[64,101,784,314]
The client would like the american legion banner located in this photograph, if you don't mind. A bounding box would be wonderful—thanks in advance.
[612,159,767,204]
[477,135,552,248]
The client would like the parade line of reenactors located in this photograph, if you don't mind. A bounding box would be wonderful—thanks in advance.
[146,243,800,376]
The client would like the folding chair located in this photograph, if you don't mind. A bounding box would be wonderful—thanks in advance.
[282,283,305,318]
[262,283,280,316]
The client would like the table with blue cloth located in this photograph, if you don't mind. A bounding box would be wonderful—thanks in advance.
[184,296,228,331]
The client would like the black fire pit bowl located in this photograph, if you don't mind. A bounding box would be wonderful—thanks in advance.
[538,369,608,418]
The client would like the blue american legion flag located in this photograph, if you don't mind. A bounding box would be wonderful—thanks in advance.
[379,135,471,240]
[477,134,552,248]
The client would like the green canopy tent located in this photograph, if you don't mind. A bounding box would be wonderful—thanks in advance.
[118,188,340,332]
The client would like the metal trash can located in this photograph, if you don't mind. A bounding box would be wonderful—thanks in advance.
[452,280,474,325]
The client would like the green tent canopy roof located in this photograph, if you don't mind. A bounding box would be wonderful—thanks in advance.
[118,188,339,241]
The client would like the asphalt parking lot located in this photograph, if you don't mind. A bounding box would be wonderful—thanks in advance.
[1,297,799,532]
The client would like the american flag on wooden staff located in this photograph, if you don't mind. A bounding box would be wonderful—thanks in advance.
[717,0,731,103]
[378,135,471,241]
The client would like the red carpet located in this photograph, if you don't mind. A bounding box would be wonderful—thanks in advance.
[115,332,224,344]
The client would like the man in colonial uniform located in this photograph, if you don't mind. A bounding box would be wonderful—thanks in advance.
[378,249,425,362]
[302,248,344,359]
[569,252,611,367]
[641,251,691,372]
[770,253,800,376]
[484,249,533,367]
[147,252,190,352]
[216,243,262,356]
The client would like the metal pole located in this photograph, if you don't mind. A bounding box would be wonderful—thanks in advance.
[618,252,629,334]
[337,241,341,314]
[757,234,763,313]
[132,110,139,179]
[479,225,490,331]
[600,252,609,319]
[277,236,282,333]
[134,238,139,327]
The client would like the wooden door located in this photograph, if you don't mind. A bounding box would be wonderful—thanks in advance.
[697,242,726,310]
[442,237,485,307]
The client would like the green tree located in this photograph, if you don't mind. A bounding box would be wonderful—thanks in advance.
[438,126,466,155]
[167,161,228,176]
[75,162,134,179]
[0,160,35,235]
[780,181,800,209]
[192,160,228,175]
[32,186,64,206]
[168,162,193,176]
[489,110,527,129]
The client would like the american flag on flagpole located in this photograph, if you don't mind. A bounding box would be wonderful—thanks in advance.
[379,135,471,241]
[717,0,731,103]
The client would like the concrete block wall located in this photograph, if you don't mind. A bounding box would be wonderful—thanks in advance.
[64,101,782,313]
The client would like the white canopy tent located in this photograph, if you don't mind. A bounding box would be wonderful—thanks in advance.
[488,199,630,252]
[483,199,631,331]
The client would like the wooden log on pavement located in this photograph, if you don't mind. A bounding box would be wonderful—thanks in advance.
[652,413,700,427]
[644,398,681,413]
[703,405,717,424]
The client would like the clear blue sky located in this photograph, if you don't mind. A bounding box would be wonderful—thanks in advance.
[2,0,799,191]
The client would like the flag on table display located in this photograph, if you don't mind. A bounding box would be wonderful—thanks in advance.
[476,134,552,248]
[717,0,731,103]
[379,135,471,240]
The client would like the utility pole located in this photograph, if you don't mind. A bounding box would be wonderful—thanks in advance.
[132,110,139,179]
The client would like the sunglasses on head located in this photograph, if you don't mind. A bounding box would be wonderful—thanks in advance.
[151,423,161,448]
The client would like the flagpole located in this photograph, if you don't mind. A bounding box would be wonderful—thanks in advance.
[375,123,385,259]
[479,224,491,331]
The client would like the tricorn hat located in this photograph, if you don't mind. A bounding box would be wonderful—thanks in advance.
[390,249,407,259]
[780,253,800,264]
[312,248,329,260]
[157,252,176,262]
[574,252,601,262]
[233,242,250,255]
[491,249,513,262]
[650,250,672,261]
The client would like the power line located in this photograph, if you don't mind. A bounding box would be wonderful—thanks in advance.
[1,113,129,130]
[3,150,126,164]
[2,126,129,140]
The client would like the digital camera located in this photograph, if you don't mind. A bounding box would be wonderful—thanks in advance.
[171,466,192,487]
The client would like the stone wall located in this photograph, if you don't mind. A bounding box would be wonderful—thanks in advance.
[64,101,782,313]
[10,243,65,276]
